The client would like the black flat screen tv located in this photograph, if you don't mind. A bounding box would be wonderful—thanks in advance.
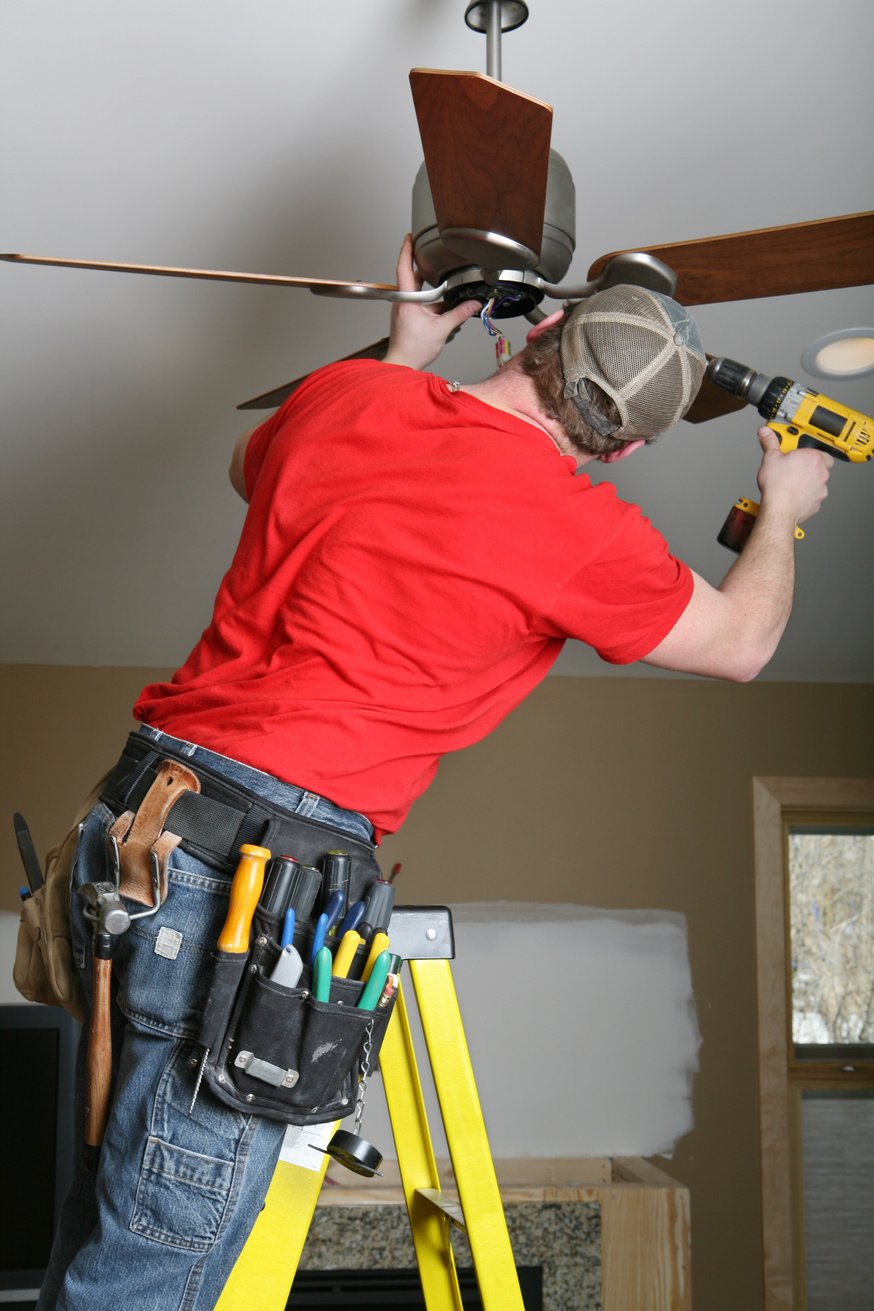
[0,1003,79,1305]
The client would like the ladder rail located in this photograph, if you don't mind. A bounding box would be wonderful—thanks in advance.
[380,979,466,1311]
[409,957,526,1311]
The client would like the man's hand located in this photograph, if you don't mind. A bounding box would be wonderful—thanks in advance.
[382,234,480,371]
[642,423,833,683]
[756,425,832,526]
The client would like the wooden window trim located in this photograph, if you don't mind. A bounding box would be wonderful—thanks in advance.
[753,777,874,1311]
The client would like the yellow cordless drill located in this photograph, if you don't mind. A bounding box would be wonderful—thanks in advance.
[707,357,874,552]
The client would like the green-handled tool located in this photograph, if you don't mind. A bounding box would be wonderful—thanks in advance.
[357,950,392,1010]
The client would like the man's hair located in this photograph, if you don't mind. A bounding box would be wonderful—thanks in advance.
[519,310,629,457]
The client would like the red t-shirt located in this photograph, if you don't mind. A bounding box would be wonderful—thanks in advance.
[135,360,692,837]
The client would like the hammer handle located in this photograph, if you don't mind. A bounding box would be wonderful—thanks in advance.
[84,953,114,1148]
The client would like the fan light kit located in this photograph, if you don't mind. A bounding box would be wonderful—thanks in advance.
[801,329,874,380]
[2,0,872,417]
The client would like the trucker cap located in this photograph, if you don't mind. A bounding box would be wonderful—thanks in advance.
[560,284,706,440]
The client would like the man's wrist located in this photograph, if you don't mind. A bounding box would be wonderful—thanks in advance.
[383,345,433,371]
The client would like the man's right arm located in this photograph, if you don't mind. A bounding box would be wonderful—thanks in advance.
[642,426,833,682]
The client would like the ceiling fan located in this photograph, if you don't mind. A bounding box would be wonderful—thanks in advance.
[2,0,872,422]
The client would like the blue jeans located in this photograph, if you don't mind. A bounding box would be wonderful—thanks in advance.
[38,727,374,1311]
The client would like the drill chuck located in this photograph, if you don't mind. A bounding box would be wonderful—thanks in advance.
[707,356,757,400]
[707,357,794,419]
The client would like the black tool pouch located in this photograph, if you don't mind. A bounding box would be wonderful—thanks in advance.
[196,908,395,1125]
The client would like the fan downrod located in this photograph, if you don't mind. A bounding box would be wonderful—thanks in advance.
[465,1,529,80]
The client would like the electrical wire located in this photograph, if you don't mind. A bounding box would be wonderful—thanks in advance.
[481,295,514,368]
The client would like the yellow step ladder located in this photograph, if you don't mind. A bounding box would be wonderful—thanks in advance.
[216,906,525,1310]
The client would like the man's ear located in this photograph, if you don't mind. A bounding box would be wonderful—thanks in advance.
[525,309,565,342]
[599,438,646,464]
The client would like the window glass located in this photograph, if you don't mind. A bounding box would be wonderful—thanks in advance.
[788,828,874,1049]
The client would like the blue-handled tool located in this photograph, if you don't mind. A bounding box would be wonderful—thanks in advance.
[280,907,296,950]
[336,900,366,936]
[321,889,346,935]
[310,912,329,962]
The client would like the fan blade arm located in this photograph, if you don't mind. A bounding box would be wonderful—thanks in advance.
[0,251,449,301]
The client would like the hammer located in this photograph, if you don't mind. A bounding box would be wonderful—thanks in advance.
[77,881,130,1155]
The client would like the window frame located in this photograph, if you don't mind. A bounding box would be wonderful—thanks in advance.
[753,777,874,1311]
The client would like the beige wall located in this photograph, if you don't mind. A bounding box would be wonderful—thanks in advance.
[2,663,873,1311]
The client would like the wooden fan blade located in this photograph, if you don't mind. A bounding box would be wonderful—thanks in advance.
[237,338,391,411]
[683,370,749,424]
[587,212,874,306]
[410,68,552,266]
[0,252,396,296]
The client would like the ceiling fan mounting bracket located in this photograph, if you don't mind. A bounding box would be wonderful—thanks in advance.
[442,266,545,318]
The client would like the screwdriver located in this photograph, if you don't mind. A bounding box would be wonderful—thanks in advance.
[359,878,395,942]
[320,850,351,924]
[259,855,301,918]
[217,844,272,952]
[190,843,271,1113]
[285,862,323,923]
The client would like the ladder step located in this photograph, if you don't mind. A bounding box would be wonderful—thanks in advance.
[415,1187,467,1232]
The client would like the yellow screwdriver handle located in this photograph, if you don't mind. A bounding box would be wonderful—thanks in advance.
[217,844,271,953]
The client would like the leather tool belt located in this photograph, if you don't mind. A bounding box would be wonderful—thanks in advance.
[101,735,394,1128]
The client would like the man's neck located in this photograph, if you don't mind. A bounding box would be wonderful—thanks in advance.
[456,363,594,465]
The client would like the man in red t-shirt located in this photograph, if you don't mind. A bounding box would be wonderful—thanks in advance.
[133,239,832,838]
[35,237,832,1311]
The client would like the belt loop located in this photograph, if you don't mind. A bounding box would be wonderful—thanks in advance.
[236,806,274,851]
[294,791,321,819]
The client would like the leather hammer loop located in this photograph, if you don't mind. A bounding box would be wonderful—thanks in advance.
[108,759,200,907]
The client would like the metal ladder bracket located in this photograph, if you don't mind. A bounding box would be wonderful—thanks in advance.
[389,905,455,961]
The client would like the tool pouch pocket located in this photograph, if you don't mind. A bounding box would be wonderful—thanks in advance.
[13,778,110,1022]
[197,912,395,1125]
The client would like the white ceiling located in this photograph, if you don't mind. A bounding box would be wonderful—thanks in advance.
[2,0,872,681]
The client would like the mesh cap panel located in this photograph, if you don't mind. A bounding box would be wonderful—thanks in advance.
[560,285,706,439]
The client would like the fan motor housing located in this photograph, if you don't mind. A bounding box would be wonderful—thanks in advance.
[411,148,576,313]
